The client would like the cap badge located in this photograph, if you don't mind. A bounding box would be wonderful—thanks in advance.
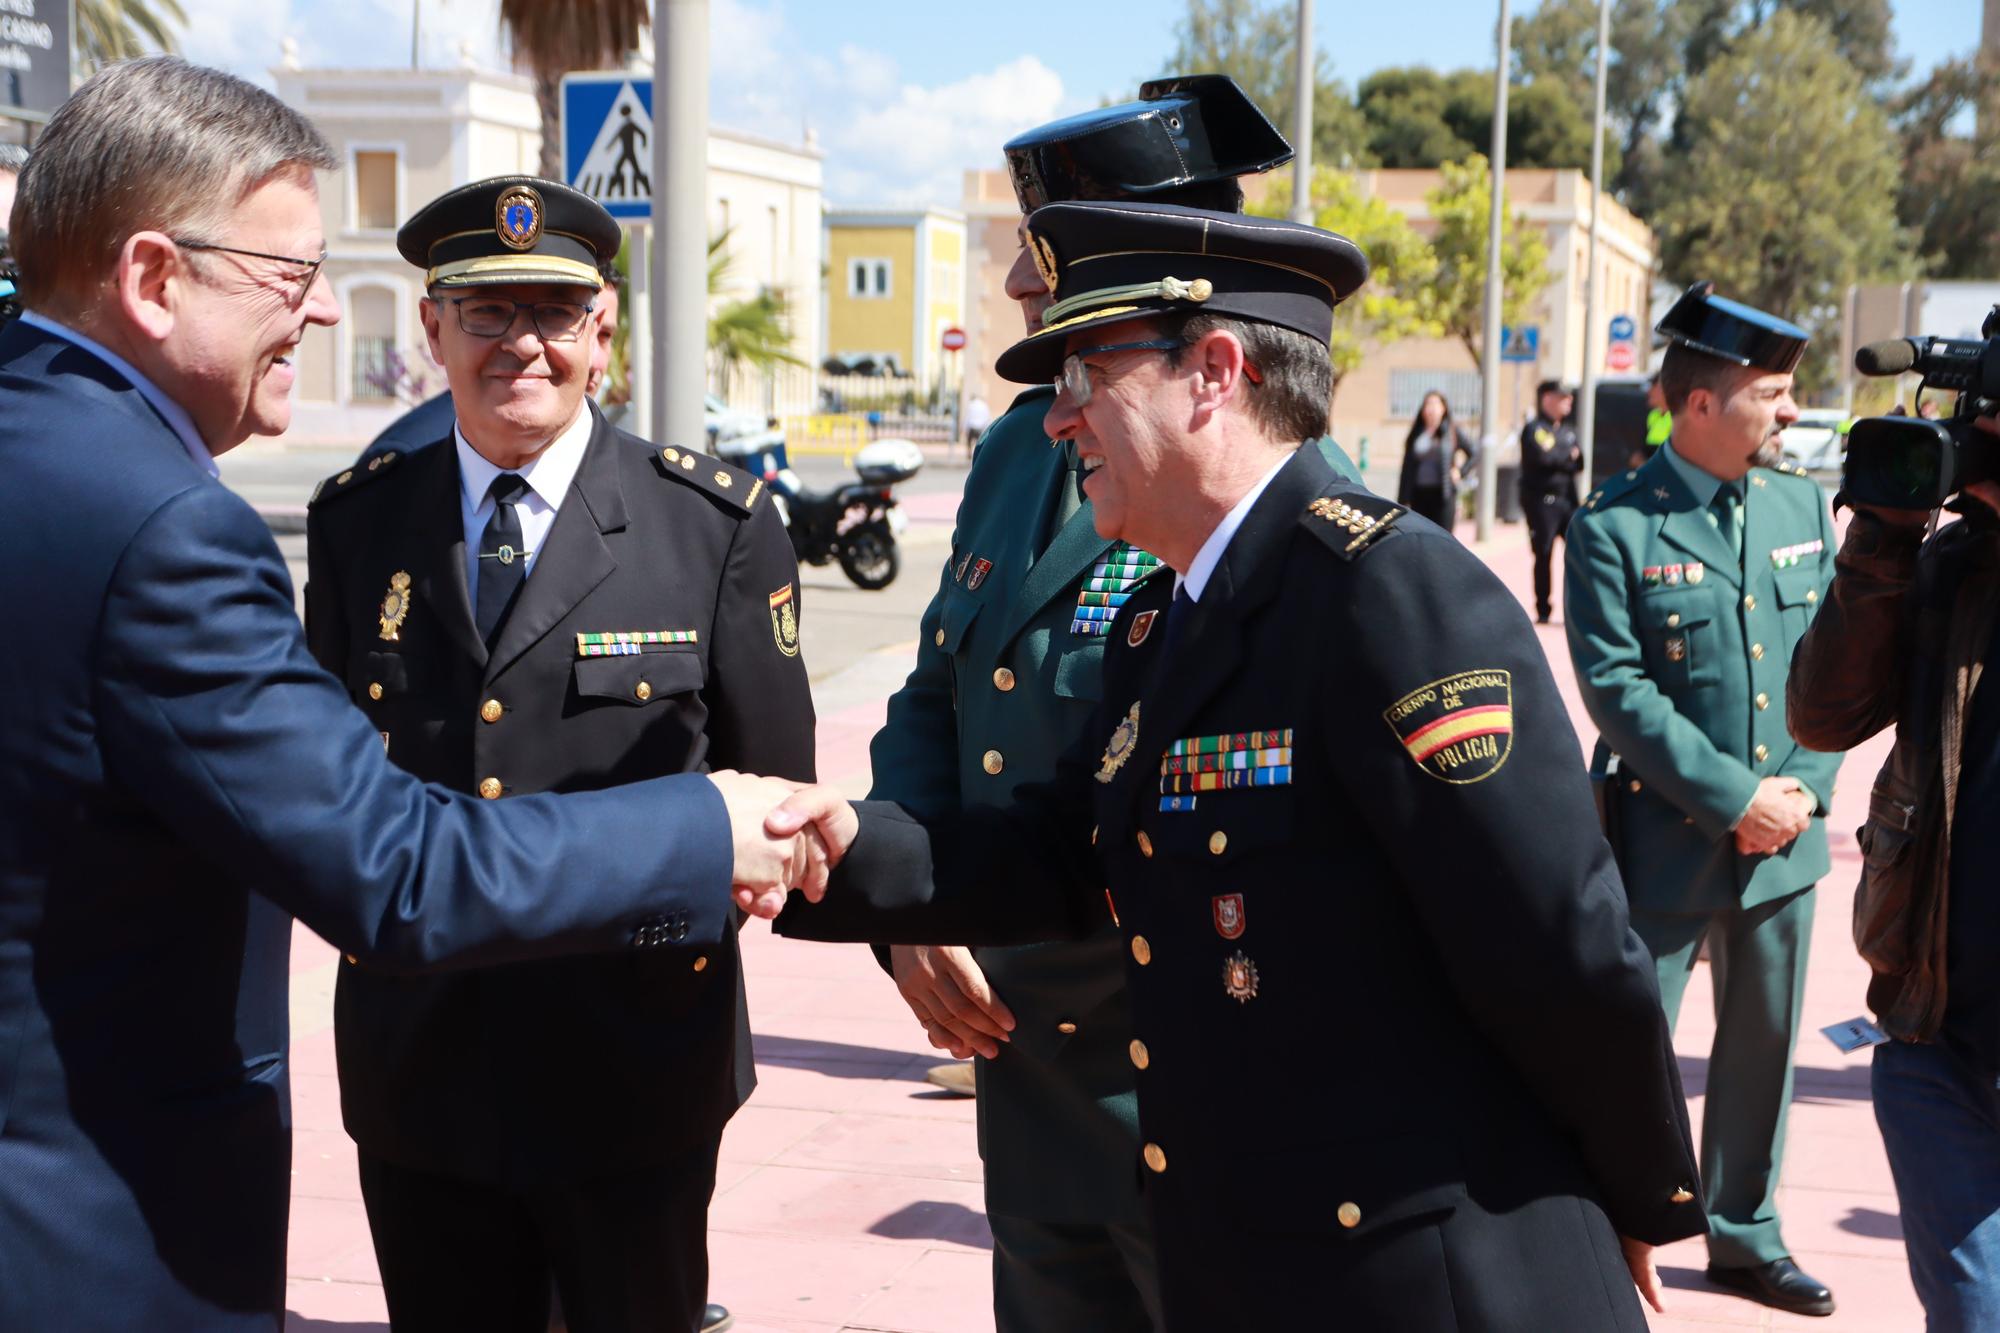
[1096,700,1141,784]
[378,570,413,641]
[1030,231,1060,293]
[495,184,544,251]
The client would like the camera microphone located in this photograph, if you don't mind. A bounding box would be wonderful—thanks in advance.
[1855,339,1921,377]
[1855,335,1992,391]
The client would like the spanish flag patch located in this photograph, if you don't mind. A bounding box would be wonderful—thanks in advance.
[1382,669,1514,784]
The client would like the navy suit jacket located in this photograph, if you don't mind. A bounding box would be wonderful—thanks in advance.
[0,320,736,1329]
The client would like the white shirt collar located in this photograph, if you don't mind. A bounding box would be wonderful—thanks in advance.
[455,402,594,514]
[21,310,219,478]
[1174,453,1291,603]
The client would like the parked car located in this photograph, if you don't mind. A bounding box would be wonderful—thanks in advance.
[705,394,764,450]
[1779,409,1849,473]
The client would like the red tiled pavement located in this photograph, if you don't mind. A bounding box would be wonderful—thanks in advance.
[284,505,1923,1331]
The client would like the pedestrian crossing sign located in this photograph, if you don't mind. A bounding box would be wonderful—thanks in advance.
[1500,325,1540,363]
[561,72,656,221]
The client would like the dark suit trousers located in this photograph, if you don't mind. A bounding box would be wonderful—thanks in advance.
[1525,492,1575,616]
[357,1139,720,1333]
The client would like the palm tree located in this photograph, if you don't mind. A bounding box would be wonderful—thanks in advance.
[705,229,805,390]
[74,0,186,72]
[497,0,647,180]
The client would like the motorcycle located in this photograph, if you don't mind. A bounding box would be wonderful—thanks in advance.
[716,433,923,591]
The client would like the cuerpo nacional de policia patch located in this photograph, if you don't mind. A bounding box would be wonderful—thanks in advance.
[1382,669,1514,784]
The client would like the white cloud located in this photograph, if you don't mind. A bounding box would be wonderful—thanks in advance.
[174,0,294,85]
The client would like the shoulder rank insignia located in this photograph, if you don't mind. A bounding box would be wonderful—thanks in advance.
[1382,669,1513,784]
[1096,701,1141,784]
[656,446,761,516]
[378,571,413,641]
[769,583,800,657]
[310,450,403,507]
[1303,491,1403,560]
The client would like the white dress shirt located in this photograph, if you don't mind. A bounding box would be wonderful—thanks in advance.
[1173,453,1291,603]
[20,311,219,478]
[456,405,593,604]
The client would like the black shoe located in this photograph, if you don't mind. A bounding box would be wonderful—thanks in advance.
[1535,609,1552,625]
[1706,1258,1835,1316]
[701,1305,735,1332]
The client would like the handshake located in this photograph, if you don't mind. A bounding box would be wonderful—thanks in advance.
[710,771,859,919]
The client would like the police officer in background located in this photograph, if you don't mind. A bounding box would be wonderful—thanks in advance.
[306,177,812,1333]
[1520,378,1582,623]
[1565,284,1844,1319]
[866,76,1358,1331]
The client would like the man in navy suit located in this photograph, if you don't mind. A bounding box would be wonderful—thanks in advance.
[0,57,815,1332]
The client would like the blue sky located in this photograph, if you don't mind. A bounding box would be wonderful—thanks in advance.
[186,0,1983,207]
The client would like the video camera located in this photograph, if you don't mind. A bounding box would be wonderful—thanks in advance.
[1844,304,2000,509]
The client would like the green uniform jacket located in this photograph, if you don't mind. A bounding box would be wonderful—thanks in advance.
[1564,450,1844,915]
[867,385,1356,1220]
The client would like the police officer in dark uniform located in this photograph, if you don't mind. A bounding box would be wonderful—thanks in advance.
[774,201,1705,1330]
[1520,378,1582,623]
[305,177,814,1333]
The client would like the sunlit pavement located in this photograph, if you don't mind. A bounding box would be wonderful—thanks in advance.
[280,490,1920,1332]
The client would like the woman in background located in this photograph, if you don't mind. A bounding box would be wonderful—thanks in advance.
[1397,389,1476,535]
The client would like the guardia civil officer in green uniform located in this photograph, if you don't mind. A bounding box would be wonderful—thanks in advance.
[1565,283,1845,1318]
[865,77,1358,1331]
[776,201,1705,1330]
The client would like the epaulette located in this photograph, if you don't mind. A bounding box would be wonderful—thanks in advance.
[1577,465,1649,514]
[1301,488,1403,560]
[652,444,761,516]
[308,448,406,507]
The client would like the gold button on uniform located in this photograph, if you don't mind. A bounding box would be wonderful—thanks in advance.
[1337,1201,1362,1229]
[1143,1143,1167,1173]
[934,629,946,647]
[1091,825,1099,845]
[1744,593,1757,610]
[1666,612,1681,629]
[478,777,503,799]
[1057,1021,1077,1034]
[1754,744,1769,762]
[1208,830,1227,855]
[982,749,1004,775]
[367,682,384,701]
[635,680,653,701]
[480,699,504,723]
[693,956,709,972]
[1806,589,1817,603]
[993,668,1015,692]
[1756,692,1770,711]
[1131,935,1152,965]
[1671,1186,1694,1204]
[1137,831,1153,858]
[1629,779,1642,794]
[1128,1038,1150,1069]
[1752,643,1765,660]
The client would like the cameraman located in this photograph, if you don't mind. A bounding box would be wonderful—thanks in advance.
[1788,416,2000,1330]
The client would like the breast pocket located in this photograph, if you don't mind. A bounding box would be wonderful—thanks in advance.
[572,650,705,707]
[1773,566,1822,640]
[937,584,984,657]
[1051,639,1106,702]
[1154,788,1296,863]
[347,650,410,704]
[1639,590,1720,689]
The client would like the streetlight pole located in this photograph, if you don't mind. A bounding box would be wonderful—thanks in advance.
[1576,0,1611,499]
[1292,0,1314,224]
[1475,0,1512,542]
[652,0,709,451]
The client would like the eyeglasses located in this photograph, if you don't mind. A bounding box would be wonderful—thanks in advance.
[1055,338,1184,406]
[172,238,327,298]
[442,295,596,342]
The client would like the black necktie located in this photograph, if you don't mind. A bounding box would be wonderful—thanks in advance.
[476,472,530,643]
[1157,585,1192,661]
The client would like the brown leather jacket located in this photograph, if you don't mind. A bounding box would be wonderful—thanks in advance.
[1788,507,2000,1040]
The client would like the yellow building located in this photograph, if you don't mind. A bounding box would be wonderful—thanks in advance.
[823,207,966,388]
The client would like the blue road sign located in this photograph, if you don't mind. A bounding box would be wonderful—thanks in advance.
[1500,325,1540,363]
[1608,313,1637,342]
[561,72,655,221]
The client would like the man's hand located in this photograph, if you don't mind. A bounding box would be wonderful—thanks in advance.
[709,770,819,920]
[1733,776,1812,856]
[743,784,862,918]
[1621,1235,1665,1314]
[890,945,1015,1060]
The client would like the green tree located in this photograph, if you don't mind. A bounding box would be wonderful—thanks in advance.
[706,229,804,390]
[1891,54,2000,280]
[497,0,647,180]
[1425,153,1551,365]
[1162,0,1372,170]
[1653,10,1909,390]
[74,0,186,71]
[1250,165,1441,406]
[1357,65,1613,175]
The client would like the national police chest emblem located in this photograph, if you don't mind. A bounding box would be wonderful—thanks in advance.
[495,185,544,251]
[1382,669,1514,784]
[769,583,800,657]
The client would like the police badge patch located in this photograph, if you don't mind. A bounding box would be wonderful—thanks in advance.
[378,570,413,641]
[769,583,800,657]
[1382,669,1514,784]
[1096,701,1141,784]
[1212,893,1246,940]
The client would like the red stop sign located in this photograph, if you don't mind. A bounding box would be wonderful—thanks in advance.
[1606,340,1636,372]
[940,326,967,351]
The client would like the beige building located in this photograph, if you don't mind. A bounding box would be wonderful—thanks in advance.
[822,206,966,393]
[960,165,1654,462]
[273,57,823,445]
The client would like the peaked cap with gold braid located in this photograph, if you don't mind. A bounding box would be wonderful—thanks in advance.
[994,201,1370,384]
[397,175,621,291]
